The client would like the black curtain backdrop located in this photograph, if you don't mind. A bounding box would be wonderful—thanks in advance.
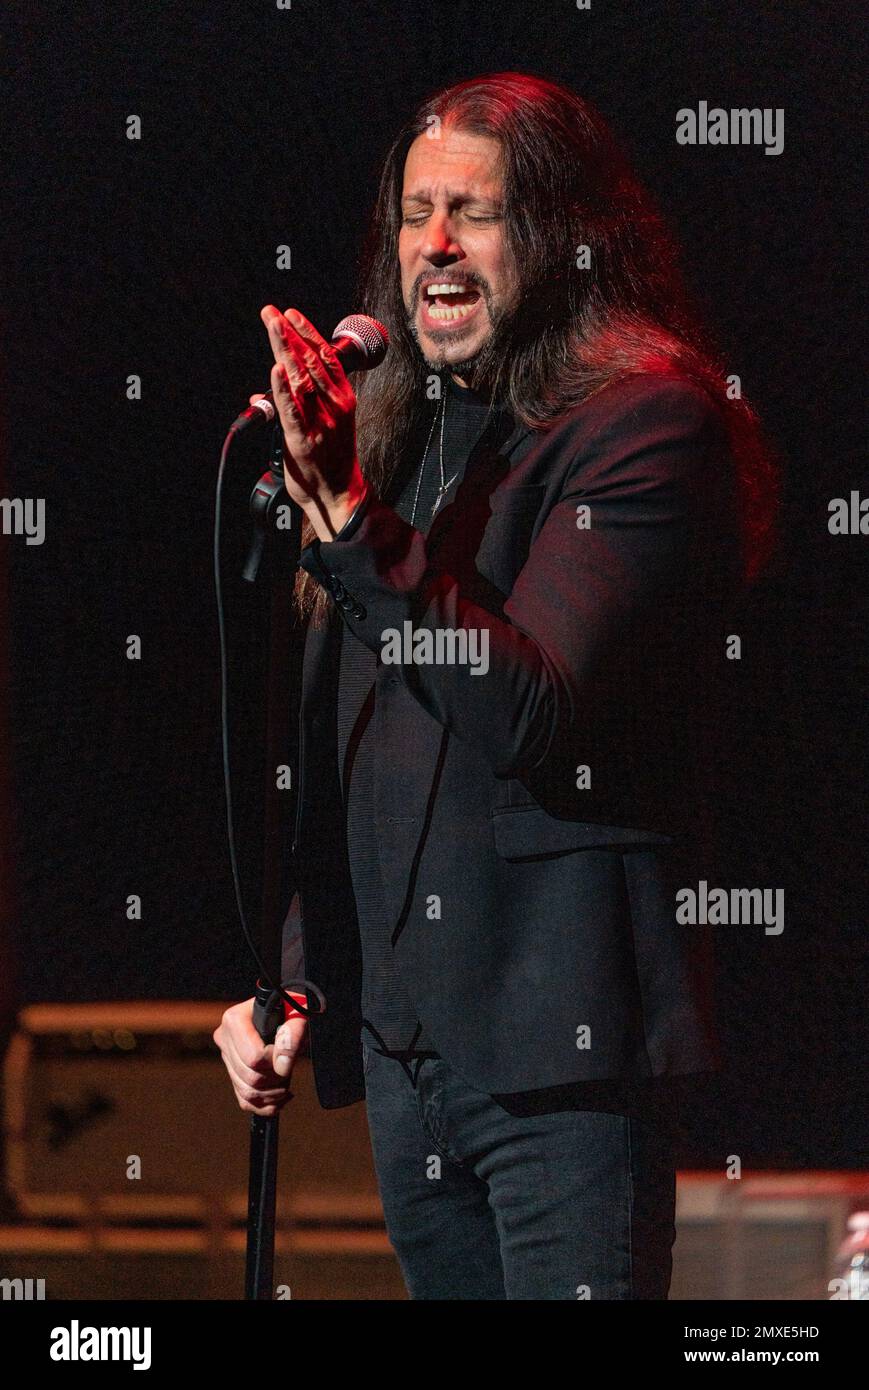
[3,1,865,1166]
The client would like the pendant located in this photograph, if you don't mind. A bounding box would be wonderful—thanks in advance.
[432,473,459,514]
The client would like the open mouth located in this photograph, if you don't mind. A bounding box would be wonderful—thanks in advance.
[421,281,483,323]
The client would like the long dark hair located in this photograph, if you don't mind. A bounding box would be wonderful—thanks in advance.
[296,71,778,625]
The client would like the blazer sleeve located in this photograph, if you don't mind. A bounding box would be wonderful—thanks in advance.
[297,375,732,781]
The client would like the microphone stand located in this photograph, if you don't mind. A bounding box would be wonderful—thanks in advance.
[242,424,302,1300]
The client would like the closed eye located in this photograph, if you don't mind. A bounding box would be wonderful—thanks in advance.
[400,207,502,226]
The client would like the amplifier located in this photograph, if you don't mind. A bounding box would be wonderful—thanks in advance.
[3,1002,378,1206]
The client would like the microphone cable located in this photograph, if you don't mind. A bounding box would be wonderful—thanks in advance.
[213,422,325,1022]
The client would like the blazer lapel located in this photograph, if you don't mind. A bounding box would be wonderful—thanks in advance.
[372,410,531,943]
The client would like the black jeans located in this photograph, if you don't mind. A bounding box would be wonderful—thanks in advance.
[361,1028,677,1300]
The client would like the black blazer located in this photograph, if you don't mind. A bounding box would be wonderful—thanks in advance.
[282,374,742,1108]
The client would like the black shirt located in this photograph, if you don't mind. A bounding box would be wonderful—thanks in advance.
[336,376,498,1059]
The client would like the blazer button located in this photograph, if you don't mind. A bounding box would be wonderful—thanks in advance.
[350,603,366,619]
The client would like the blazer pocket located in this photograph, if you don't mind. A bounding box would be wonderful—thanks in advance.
[491,804,675,860]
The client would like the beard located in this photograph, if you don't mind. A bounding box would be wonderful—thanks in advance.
[406,281,518,391]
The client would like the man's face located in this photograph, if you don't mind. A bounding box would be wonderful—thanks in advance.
[399,125,518,379]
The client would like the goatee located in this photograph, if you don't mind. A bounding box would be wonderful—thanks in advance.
[407,302,514,392]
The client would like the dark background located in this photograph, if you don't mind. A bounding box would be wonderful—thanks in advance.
[2,1,865,1166]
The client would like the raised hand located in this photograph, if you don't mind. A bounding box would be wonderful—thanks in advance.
[259,305,367,539]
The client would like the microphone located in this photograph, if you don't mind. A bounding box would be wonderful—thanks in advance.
[232,313,389,433]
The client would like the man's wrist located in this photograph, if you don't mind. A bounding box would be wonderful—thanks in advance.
[301,475,369,541]
[329,479,373,541]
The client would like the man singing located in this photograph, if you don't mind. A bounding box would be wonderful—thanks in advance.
[214,72,775,1299]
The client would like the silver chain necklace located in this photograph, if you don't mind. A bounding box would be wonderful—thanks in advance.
[409,390,458,529]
